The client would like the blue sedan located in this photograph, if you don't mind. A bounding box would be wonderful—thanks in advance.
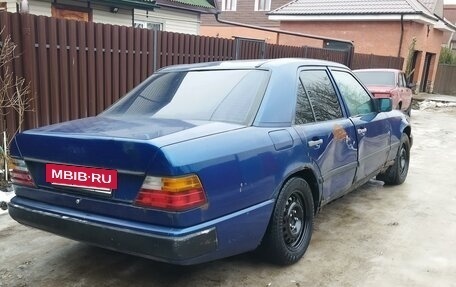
[8,58,412,265]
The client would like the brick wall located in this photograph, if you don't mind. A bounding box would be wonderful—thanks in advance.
[278,20,443,92]
[200,26,280,44]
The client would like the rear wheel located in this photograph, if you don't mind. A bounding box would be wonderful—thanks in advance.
[260,177,314,265]
[377,134,410,185]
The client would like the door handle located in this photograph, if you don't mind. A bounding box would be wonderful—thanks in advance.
[308,139,323,148]
[357,128,367,135]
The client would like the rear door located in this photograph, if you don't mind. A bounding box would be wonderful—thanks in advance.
[293,68,358,202]
[330,69,391,182]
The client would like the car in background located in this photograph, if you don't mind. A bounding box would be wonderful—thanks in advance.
[8,59,412,266]
[354,69,412,116]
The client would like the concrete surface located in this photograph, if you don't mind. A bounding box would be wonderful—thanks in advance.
[413,92,456,103]
[0,191,13,213]
[1,107,456,287]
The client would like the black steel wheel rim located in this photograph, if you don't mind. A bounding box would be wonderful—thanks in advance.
[399,144,408,175]
[282,192,306,249]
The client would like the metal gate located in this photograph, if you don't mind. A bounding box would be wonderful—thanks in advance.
[234,37,266,60]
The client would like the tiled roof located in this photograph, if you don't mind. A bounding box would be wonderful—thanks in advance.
[109,0,215,11]
[420,0,437,11]
[269,0,435,18]
[167,0,215,9]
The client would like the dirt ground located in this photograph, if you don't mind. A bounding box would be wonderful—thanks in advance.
[1,107,455,287]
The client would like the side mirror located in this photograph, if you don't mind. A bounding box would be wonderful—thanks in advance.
[377,98,392,112]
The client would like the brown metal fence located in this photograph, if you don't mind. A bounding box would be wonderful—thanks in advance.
[0,11,404,140]
[433,64,456,95]
[352,53,404,70]
[266,44,350,65]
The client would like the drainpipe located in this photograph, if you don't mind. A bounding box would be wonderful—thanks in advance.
[20,0,29,13]
[214,13,353,46]
[398,14,404,58]
[214,13,355,66]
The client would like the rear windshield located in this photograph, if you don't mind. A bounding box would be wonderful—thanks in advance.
[102,69,269,125]
[355,71,396,86]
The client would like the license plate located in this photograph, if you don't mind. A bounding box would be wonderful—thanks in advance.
[45,163,117,193]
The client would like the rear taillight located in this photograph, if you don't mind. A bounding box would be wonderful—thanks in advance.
[10,158,35,187]
[135,175,207,211]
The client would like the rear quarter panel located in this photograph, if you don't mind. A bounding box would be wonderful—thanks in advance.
[157,126,318,227]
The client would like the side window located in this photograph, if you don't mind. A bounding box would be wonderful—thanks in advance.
[332,71,375,116]
[398,73,404,87]
[299,70,343,122]
[295,81,315,124]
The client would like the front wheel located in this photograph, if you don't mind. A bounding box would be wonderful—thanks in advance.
[377,134,410,185]
[260,177,314,265]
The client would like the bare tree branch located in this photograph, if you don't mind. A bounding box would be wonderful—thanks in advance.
[0,28,33,167]
[0,29,17,69]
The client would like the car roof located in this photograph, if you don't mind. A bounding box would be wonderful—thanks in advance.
[157,58,348,72]
[354,68,401,73]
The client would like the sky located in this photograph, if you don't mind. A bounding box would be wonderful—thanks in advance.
[445,0,456,3]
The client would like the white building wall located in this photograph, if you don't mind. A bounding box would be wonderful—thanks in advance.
[5,0,51,15]
[5,0,17,12]
[6,0,201,34]
[28,0,51,16]
[92,9,132,26]
[134,8,200,35]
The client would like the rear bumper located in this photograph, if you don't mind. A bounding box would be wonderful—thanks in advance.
[8,198,217,265]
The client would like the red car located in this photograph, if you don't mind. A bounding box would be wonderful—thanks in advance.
[354,69,412,116]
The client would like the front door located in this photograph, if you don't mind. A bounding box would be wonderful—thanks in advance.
[331,69,391,182]
[420,53,434,92]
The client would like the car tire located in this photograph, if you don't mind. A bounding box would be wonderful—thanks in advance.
[260,177,314,265]
[377,133,410,185]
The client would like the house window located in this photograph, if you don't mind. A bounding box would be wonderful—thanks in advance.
[254,0,271,11]
[134,21,163,31]
[221,0,237,11]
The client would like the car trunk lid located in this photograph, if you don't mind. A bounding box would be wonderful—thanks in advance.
[12,116,241,202]
[365,85,395,94]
